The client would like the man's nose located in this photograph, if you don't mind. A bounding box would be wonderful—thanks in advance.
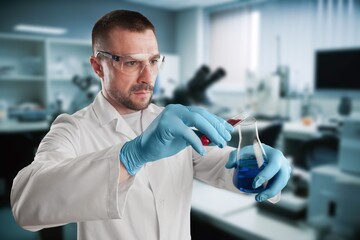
[139,63,154,75]
[138,63,154,83]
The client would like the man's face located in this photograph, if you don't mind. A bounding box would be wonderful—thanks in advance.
[92,27,159,114]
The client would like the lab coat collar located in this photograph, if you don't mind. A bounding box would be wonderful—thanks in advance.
[92,92,120,126]
[92,91,159,138]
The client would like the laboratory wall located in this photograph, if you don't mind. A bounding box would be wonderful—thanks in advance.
[257,0,360,116]
[176,7,205,84]
[190,0,360,118]
[0,0,177,53]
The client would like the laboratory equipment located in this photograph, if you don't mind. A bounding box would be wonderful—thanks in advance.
[308,165,360,239]
[194,112,282,203]
[233,116,281,203]
[233,158,268,193]
[69,75,100,113]
[338,117,360,175]
[197,112,250,146]
[9,102,48,122]
[314,48,360,99]
[232,116,267,192]
[165,65,226,106]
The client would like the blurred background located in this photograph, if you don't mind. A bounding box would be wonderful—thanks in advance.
[0,0,360,239]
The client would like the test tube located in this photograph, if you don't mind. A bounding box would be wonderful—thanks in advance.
[196,112,250,146]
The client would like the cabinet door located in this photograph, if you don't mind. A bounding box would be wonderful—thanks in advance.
[0,35,46,108]
[47,40,95,81]
[47,39,99,113]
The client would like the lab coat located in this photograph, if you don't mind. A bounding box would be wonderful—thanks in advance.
[11,92,239,240]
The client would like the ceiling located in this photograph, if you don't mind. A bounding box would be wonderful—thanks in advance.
[0,0,256,41]
[122,0,240,10]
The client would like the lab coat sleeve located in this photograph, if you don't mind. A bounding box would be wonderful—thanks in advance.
[10,114,134,231]
[193,146,240,193]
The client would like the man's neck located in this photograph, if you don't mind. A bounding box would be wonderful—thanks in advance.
[101,91,139,115]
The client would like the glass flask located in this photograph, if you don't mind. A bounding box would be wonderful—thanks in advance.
[232,116,281,203]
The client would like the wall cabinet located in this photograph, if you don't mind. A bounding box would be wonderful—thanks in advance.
[0,33,96,113]
[0,33,180,120]
[46,38,97,111]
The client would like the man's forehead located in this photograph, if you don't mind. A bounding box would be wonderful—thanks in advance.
[108,28,159,54]
[110,27,157,42]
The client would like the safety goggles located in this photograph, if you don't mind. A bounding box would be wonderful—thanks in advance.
[96,50,165,76]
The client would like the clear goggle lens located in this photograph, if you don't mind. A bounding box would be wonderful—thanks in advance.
[97,51,165,76]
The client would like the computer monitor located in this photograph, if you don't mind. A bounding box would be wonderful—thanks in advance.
[314,47,360,98]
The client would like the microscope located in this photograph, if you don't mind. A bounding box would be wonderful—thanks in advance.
[165,65,226,106]
[69,75,100,113]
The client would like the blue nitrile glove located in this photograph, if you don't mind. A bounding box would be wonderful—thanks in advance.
[120,104,234,175]
[226,144,292,202]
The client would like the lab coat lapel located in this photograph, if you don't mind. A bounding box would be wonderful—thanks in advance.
[115,117,137,140]
[141,104,160,130]
[92,92,137,140]
[115,104,160,139]
[93,92,160,139]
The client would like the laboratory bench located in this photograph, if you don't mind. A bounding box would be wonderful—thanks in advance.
[191,179,317,240]
[281,120,340,159]
[190,118,346,239]
[0,119,49,133]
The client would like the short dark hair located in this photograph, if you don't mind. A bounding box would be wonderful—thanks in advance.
[91,10,155,54]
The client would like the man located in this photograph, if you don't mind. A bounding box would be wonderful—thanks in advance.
[11,10,291,240]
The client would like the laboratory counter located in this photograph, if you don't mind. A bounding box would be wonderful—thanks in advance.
[0,119,49,133]
[191,179,317,240]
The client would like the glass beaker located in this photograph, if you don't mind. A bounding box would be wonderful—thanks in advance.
[232,116,281,203]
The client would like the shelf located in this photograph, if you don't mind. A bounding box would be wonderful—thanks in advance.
[49,77,74,82]
[0,75,45,81]
[47,39,93,80]
[0,119,49,133]
[0,34,94,111]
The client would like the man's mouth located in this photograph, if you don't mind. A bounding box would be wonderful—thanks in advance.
[133,90,152,94]
[131,84,154,96]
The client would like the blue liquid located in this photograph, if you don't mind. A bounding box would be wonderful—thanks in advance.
[233,158,267,193]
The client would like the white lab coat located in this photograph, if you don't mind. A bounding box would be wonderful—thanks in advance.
[11,92,239,240]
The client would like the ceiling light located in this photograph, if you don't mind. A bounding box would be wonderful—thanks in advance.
[14,24,67,35]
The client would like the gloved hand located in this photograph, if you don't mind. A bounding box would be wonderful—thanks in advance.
[226,144,292,202]
[120,104,234,175]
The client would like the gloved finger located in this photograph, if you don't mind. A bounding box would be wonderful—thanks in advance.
[225,150,238,169]
[169,119,206,155]
[187,106,232,142]
[255,167,291,202]
[252,145,284,187]
[179,108,229,148]
[213,114,234,132]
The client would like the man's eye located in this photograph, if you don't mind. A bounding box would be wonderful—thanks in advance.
[124,61,138,67]
[150,59,159,65]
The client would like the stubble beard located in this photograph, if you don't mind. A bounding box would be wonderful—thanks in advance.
[108,83,153,111]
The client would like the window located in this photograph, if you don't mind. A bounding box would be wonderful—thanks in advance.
[209,7,260,92]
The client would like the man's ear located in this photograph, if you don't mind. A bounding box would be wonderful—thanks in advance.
[90,56,104,79]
